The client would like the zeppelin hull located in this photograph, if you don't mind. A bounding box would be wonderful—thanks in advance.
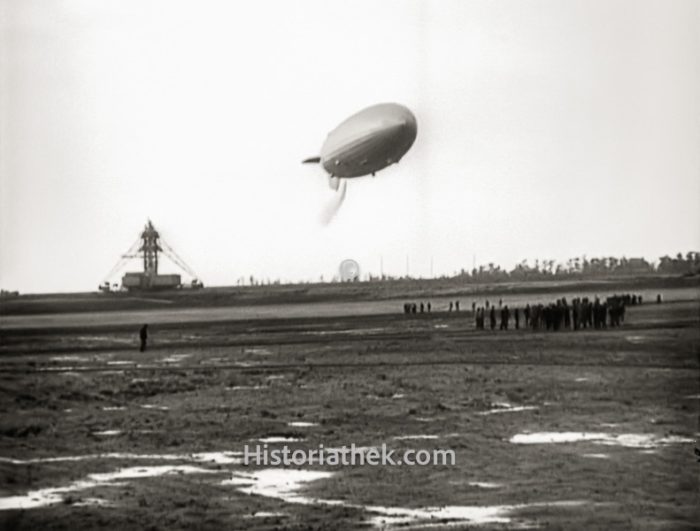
[320,103,417,178]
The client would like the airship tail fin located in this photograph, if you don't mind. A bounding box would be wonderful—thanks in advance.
[302,156,321,164]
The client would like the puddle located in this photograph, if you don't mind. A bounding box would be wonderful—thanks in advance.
[140,404,169,411]
[414,417,435,423]
[266,375,286,380]
[245,348,273,355]
[391,394,405,399]
[626,335,647,344]
[93,430,122,436]
[491,401,512,408]
[102,406,127,411]
[1,455,96,465]
[224,469,336,504]
[510,432,613,445]
[393,435,439,440]
[0,440,595,525]
[0,450,243,468]
[287,422,318,428]
[160,354,192,363]
[243,511,287,518]
[258,437,304,443]
[365,500,587,528]
[365,504,513,527]
[480,406,537,415]
[190,452,243,465]
[0,452,228,465]
[433,324,449,329]
[226,385,265,391]
[575,377,590,382]
[0,465,215,510]
[479,403,538,415]
[51,355,84,362]
[468,481,501,489]
[510,432,694,448]
[592,434,692,448]
[582,453,610,459]
[222,468,586,528]
[107,361,134,366]
[84,466,207,482]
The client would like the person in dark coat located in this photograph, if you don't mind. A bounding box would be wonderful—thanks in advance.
[524,304,531,328]
[139,324,148,352]
[500,305,510,330]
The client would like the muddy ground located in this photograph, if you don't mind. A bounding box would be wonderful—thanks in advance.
[0,294,698,529]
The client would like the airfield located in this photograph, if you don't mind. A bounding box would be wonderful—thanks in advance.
[0,279,698,529]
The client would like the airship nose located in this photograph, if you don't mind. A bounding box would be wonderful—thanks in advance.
[388,108,415,127]
[380,109,417,143]
[377,107,416,134]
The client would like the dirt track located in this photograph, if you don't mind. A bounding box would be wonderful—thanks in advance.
[0,292,698,529]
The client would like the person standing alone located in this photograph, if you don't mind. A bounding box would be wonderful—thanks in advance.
[139,324,149,352]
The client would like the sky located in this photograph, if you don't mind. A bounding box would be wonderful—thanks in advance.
[1,0,698,293]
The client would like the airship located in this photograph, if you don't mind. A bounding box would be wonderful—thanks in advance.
[303,102,417,191]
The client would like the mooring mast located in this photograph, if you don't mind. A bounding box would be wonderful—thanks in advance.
[100,219,202,291]
[140,220,161,275]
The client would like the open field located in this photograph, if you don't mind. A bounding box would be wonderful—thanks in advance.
[1,281,698,332]
[2,275,698,317]
[0,284,698,529]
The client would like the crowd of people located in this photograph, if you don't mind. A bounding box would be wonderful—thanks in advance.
[403,300,463,314]
[403,301,433,313]
[403,293,652,332]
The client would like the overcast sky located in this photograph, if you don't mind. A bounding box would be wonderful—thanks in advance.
[1,0,698,293]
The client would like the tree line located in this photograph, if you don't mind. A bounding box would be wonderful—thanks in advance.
[455,252,700,282]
